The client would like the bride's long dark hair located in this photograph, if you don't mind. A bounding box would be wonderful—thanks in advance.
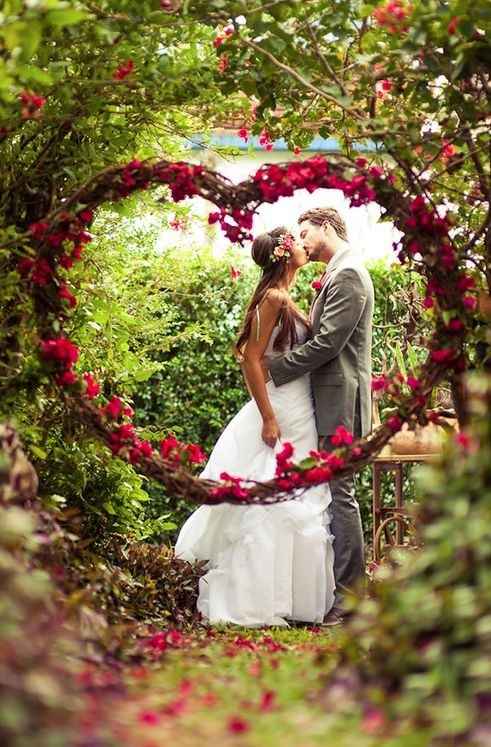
[234,226,310,360]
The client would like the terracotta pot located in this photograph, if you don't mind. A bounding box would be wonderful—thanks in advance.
[389,418,458,456]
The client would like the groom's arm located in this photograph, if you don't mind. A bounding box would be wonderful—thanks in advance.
[269,268,367,386]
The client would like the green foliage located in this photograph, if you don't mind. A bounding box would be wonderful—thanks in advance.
[330,373,491,743]
[0,424,82,747]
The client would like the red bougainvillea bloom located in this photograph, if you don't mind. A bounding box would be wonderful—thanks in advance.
[293,146,301,156]
[304,466,332,484]
[375,79,392,99]
[462,295,477,311]
[230,266,241,282]
[58,283,77,308]
[185,443,206,464]
[228,716,250,734]
[218,54,229,73]
[361,706,387,734]
[160,435,181,462]
[138,710,160,726]
[387,415,403,432]
[28,221,50,240]
[19,90,46,119]
[210,471,249,500]
[113,59,134,80]
[311,279,323,290]
[40,337,79,367]
[238,127,249,142]
[103,396,123,419]
[406,376,421,390]
[83,372,101,399]
[447,16,459,34]
[78,209,94,224]
[447,318,465,333]
[331,425,354,446]
[259,690,276,712]
[371,375,389,391]
[373,0,413,33]
[431,347,456,364]
[457,275,475,292]
[441,140,457,161]
[259,129,273,151]
[56,370,78,387]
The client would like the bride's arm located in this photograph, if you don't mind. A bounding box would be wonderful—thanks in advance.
[240,289,285,448]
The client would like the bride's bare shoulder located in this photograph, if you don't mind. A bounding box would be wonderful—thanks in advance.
[262,288,288,309]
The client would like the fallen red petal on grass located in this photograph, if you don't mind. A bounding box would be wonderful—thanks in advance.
[259,689,276,712]
[138,710,160,726]
[228,715,250,734]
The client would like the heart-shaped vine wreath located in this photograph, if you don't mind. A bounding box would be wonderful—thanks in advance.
[16,155,476,505]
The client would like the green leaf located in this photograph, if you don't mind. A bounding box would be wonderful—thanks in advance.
[45,9,89,27]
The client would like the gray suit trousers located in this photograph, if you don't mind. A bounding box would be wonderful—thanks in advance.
[319,403,365,609]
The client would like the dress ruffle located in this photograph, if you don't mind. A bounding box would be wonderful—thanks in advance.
[175,375,335,626]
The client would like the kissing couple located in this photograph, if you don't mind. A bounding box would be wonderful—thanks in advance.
[176,206,374,628]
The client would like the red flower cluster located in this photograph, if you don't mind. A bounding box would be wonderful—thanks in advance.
[210,471,249,501]
[40,337,80,387]
[145,629,185,655]
[208,208,253,244]
[154,162,204,202]
[253,157,379,208]
[238,127,249,142]
[159,435,206,466]
[259,129,273,152]
[83,372,100,399]
[373,0,413,33]
[113,59,134,80]
[217,54,229,73]
[331,425,354,447]
[19,90,46,119]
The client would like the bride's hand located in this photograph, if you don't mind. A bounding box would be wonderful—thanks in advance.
[262,416,281,448]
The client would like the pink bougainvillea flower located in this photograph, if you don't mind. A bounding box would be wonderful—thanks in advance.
[331,425,354,446]
[259,690,277,712]
[371,375,389,391]
[185,442,207,464]
[462,295,477,311]
[227,716,250,734]
[19,90,46,119]
[138,710,160,726]
[259,129,274,151]
[238,127,249,142]
[40,337,79,367]
[83,372,101,399]
[113,59,134,80]
[448,16,459,34]
[104,396,123,419]
[218,55,229,73]
[361,706,387,734]
[387,415,403,432]
[406,376,421,391]
[375,79,393,99]
[58,283,77,308]
[56,369,78,387]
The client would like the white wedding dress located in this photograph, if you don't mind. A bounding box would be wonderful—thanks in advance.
[175,320,335,627]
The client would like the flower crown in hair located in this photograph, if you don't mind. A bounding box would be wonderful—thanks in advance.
[270,233,294,263]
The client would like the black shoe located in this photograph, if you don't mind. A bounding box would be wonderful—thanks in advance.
[321,607,345,626]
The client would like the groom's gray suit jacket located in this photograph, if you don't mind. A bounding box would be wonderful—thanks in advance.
[269,248,374,437]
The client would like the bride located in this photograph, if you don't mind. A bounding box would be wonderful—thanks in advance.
[175,226,335,627]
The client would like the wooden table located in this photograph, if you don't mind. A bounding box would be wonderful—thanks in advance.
[372,452,437,561]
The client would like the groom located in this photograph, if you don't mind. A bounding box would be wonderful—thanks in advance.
[267,207,374,625]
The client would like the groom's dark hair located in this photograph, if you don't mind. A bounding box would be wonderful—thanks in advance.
[298,207,348,241]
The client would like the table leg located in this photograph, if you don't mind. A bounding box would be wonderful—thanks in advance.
[395,463,404,545]
[372,463,382,558]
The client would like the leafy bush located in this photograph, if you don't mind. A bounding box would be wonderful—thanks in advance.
[325,373,491,744]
